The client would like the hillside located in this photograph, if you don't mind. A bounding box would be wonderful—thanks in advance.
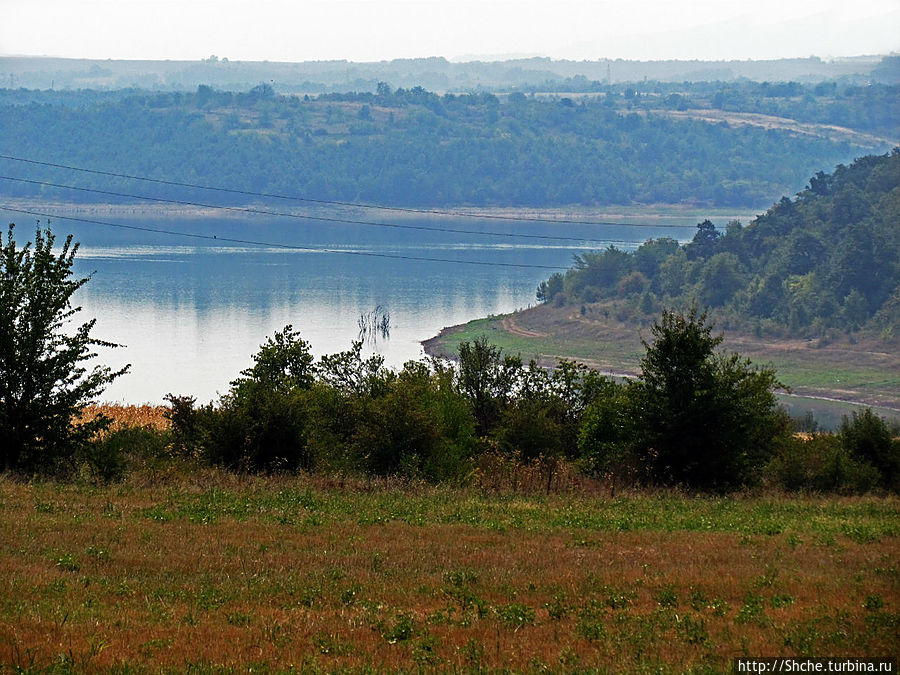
[426,152,900,410]
[0,84,893,209]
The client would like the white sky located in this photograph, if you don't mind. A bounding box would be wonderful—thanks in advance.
[1,0,898,62]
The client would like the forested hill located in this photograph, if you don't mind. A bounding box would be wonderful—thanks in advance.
[538,151,900,338]
[0,84,893,208]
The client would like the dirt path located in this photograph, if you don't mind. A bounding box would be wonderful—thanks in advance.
[650,109,896,147]
[500,314,549,338]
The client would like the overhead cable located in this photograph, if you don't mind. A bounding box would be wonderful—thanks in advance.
[0,175,667,247]
[0,205,572,271]
[0,153,704,229]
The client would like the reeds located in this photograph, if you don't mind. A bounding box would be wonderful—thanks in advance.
[77,404,170,433]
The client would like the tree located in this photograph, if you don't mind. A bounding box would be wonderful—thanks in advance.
[229,324,315,396]
[203,325,317,472]
[536,272,564,303]
[839,408,899,489]
[630,308,786,489]
[1,224,128,473]
[456,336,522,435]
[697,252,745,307]
[685,220,721,260]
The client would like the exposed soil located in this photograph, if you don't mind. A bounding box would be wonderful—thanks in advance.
[649,109,897,147]
[424,302,900,410]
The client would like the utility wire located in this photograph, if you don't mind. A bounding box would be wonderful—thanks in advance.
[0,175,658,246]
[0,153,703,229]
[0,206,572,271]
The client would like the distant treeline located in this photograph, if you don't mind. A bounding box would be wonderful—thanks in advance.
[537,151,900,338]
[0,83,891,208]
[2,53,896,92]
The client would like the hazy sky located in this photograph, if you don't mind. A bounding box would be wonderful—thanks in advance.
[2,0,898,62]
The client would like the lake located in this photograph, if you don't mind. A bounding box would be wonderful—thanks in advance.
[33,208,751,403]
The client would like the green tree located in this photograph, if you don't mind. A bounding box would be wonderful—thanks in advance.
[840,408,899,489]
[456,336,523,435]
[229,324,315,395]
[0,224,128,473]
[199,326,318,472]
[630,309,786,489]
[685,220,721,260]
[536,272,564,303]
[697,252,746,307]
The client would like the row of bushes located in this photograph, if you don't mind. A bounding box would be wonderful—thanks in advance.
[80,313,899,494]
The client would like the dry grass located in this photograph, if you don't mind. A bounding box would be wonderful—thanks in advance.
[76,405,170,434]
[0,473,896,673]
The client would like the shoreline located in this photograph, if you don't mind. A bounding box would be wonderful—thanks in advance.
[2,199,763,223]
[421,315,900,417]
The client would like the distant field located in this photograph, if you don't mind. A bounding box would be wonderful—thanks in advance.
[423,305,900,426]
[0,474,897,672]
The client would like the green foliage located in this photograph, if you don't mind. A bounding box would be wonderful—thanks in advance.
[577,378,633,477]
[456,336,522,435]
[536,272,564,303]
[342,360,476,480]
[765,433,883,494]
[158,315,890,494]
[184,326,316,472]
[765,408,899,494]
[79,426,170,483]
[538,151,900,338]
[840,409,899,489]
[229,324,315,395]
[164,394,203,456]
[0,224,128,474]
[169,328,476,481]
[629,309,788,489]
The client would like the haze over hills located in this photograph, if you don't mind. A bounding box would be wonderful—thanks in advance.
[1,54,897,93]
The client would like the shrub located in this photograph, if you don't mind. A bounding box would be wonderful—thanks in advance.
[79,425,171,482]
[577,378,633,478]
[840,409,899,490]
[764,434,882,494]
[194,326,316,472]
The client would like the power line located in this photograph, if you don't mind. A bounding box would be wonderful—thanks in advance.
[0,206,572,271]
[0,175,661,247]
[0,153,703,229]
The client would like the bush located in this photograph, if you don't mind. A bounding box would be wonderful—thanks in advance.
[207,386,311,472]
[79,426,171,483]
[180,326,316,472]
[840,409,899,490]
[765,434,882,494]
[307,360,475,482]
[577,378,633,477]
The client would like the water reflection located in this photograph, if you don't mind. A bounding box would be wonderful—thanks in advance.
[61,214,723,403]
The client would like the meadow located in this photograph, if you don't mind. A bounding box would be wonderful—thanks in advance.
[1,455,897,672]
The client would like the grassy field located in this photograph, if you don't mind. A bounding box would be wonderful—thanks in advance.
[423,305,900,427]
[1,469,897,673]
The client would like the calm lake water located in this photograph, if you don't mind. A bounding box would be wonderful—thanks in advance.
[50,210,748,403]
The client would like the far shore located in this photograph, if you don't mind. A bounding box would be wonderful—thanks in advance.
[3,199,764,223]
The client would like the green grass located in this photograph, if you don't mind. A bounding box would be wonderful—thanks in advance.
[426,310,900,428]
